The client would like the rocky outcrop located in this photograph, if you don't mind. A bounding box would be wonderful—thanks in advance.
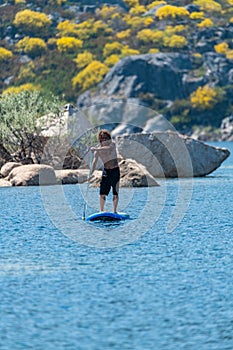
[76,52,233,138]
[0,162,22,178]
[116,132,230,177]
[89,159,159,187]
[77,53,233,118]
[0,179,12,187]
[77,53,195,126]
[190,127,222,142]
[119,159,159,187]
[56,169,89,184]
[221,115,233,141]
[6,164,57,186]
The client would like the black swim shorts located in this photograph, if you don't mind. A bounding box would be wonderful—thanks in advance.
[100,167,120,196]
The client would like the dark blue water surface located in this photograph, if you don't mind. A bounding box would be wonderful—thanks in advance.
[1,142,233,350]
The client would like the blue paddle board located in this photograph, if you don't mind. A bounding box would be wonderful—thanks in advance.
[86,212,129,222]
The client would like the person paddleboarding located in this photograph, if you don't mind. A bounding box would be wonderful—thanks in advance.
[91,129,120,213]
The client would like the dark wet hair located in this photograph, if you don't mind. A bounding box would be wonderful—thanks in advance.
[98,129,111,142]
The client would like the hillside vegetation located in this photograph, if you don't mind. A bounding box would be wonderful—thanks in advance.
[1,0,233,132]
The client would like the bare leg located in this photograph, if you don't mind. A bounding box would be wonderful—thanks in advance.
[113,194,118,213]
[100,195,106,212]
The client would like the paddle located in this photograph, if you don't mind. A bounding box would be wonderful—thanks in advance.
[82,151,94,220]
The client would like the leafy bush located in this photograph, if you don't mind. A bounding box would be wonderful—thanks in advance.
[0,90,63,163]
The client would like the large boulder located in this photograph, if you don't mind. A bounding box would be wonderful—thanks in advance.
[55,169,89,184]
[116,132,230,177]
[119,159,159,187]
[1,162,22,178]
[7,164,57,186]
[0,179,12,187]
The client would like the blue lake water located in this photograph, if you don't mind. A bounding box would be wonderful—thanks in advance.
[0,142,233,350]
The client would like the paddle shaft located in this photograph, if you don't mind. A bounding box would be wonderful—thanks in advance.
[82,152,93,220]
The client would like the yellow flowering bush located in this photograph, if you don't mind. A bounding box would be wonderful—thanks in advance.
[104,54,120,67]
[123,0,139,8]
[57,20,78,37]
[156,5,189,20]
[92,20,109,36]
[190,85,218,110]
[116,29,131,40]
[190,11,205,20]
[74,51,94,69]
[48,0,67,4]
[103,42,123,57]
[57,37,83,53]
[129,5,147,15]
[72,61,109,91]
[149,48,160,53]
[197,18,213,28]
[143,17,154,27]
[193,0,222,12]
[13,10,51,36]
[16,37,47,57]
[137,29,164,44]
[2,84,40,95]
[226,50,233,60]
[123,15,152,30]
[164,25,186,36]
[98,5,118,19]
[121,46,140,57]
[0,47,13,61]
[163,34,188,48]
[214,42,229,54]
